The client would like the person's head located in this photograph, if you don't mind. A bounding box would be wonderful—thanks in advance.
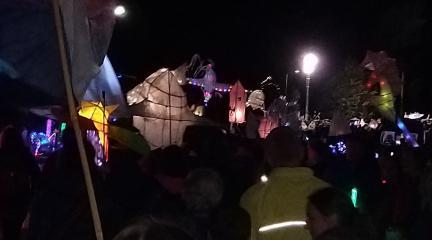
[113,217,194,240]
[264,127,304,168]
[306,187,358,239]
[182,168,224,218]
[0,126,27,151]
[156,145,189,178]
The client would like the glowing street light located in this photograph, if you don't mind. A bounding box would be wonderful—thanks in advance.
[113,5,126,17]
[302,53,319,121]
[302,53,319,75]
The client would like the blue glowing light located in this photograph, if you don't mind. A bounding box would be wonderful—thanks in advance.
[329,141,347,155]
[397,120,405,130]
[336,141,347,154]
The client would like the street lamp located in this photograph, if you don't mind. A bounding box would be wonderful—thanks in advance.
[302,53,319,121]
[114,5,127,17]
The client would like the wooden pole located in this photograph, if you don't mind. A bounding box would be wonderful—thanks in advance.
[51,1,104,239]
[168,71,172,145]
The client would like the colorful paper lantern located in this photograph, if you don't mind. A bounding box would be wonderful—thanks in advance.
[258,115,279,138]
[78,101,118,161]
[229,81,246,123]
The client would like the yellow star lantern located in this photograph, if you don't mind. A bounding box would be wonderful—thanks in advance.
[78,101,118,160]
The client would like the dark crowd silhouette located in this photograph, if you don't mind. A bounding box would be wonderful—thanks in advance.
[1,117,432,240]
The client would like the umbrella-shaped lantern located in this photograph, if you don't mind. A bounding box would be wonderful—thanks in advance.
[229,81,246,123]
[78,101,118,160]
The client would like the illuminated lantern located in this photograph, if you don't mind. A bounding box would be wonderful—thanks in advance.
[351,188,358,208]
[78,101,118,161]
[128,68,198,149]
[247,90,265,110]
[229,81,246,123]
[258,115,279,138]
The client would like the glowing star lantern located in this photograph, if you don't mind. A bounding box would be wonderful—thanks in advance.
[78,101,118,160]
[229,81,246,123]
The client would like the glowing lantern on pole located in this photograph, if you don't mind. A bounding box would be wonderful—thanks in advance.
[78,101,118,161]
[229,81,246,123]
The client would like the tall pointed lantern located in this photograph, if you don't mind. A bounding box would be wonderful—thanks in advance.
[229,81,246,123]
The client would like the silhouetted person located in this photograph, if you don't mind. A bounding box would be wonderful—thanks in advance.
[27,128,100,240]
[241,127,329,240]
[152,168,224,240]
[306,187,374,240]
[0,126,39,240]
[102,147,165,239]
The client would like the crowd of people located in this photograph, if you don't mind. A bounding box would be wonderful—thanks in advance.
[1,117,432,240]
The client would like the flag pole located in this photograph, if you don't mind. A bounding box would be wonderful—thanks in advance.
[51,1,104,240]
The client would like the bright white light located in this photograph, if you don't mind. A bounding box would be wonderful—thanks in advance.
[360,119,366,127]
[114,5,126,17]
[369,119,379,129]
[260,175,268,183]
[259,221,306,232]
[375,153,379,159]
[302,53,319,75]
[294,69,300,74]
[404,112,424,119]
[235,110,244,120]
[390,152,394,156]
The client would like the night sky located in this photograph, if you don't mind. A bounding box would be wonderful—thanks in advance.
[109,0,431,112]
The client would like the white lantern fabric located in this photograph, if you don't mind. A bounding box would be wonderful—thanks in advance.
[127,68,198,149]
[83,56,127,115]
[247,90,265,111]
